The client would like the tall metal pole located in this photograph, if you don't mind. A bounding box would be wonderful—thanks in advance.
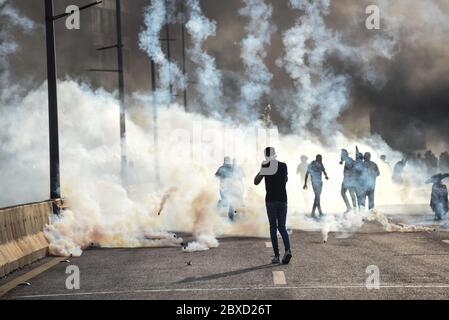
[150,60,161,184]
[165,8,173,103]
[44,0,61,205]
[181,0,188,111]
[115,0,127,184]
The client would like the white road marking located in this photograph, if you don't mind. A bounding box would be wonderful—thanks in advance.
[272,271,287,285]
[265,242,272,248]
[11,284,449,299]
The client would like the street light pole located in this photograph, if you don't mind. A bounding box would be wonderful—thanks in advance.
[115,0,127,184]
[44,0,102,212]
[44,0,61,208]
[165,23,173,103]
[150,59,161,185]
[180,0,188,111]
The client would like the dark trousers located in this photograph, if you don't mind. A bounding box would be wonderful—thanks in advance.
[219,190,235,221]
[266,202,291,257]
[359,187,375,210]
[341,183,357,210]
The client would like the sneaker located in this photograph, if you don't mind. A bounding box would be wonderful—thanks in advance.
[282,250,292,265]
[271,256,280,264]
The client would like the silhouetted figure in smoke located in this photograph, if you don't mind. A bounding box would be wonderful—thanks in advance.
[426,173,449,221]
[416,153,424,171]
[360,152,380,210]
[380,155,390,169]
[254,147,292,265]
[304,155,329,218]
[424,150,439,175]
[408,153,418,167]
[296,155,309,182]
[393,159,407,184]
[439,152,449,172]
[340,149,358,213]
[297,155,310,210]
[215,157,236,221]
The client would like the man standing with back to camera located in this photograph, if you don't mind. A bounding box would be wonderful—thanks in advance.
[254,147,292,265]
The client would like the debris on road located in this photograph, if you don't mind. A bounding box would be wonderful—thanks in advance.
[19,282,31,286]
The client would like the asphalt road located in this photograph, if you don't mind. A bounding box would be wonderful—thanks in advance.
[3,222,449,300]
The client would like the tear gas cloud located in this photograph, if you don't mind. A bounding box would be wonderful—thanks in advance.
[237,0,276,119]
[276,0,397,137]
[185,0,224,116]
[139,0,186,104]
[0,81,432,255]
[0,0,34,100]
[0,0,443,256]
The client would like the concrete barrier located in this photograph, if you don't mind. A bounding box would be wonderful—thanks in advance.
[0,202,52,278]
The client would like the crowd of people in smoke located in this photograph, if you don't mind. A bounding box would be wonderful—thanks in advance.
[215,147,449,224]
[214,146,449,265]
[392,149,449,221]
[299,148,380,218]
[392,150,449,184]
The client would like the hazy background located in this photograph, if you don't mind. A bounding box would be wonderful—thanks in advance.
[3,0,449,152]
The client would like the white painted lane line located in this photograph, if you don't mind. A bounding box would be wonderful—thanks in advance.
[265,242,272,248]
[272,271,287,286]
[12,284,449,299]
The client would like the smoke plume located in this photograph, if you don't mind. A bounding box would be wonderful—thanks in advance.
[0,0,35,100]
[237,0,276,118]
[139,0,186,104]
[186,0,223,116]
[277,0,397,138]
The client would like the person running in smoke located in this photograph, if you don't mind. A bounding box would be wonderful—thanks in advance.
[340,149,358,213]
[297,155,309,181]
[215,157,236,221]
[254,147,292,265]
[360,152,380,210]
[304,155,329,218]
[426,173,449,221]
[297,155,310,211]
[380,155,390,168]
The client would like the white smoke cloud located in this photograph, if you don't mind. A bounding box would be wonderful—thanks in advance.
[0,1,34,31]
[0,0,441,258]
[185,0,223,116]
[139,0,186,104]
[277,0,398,138]
[237,0,276,118]
[0,76,435,256]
